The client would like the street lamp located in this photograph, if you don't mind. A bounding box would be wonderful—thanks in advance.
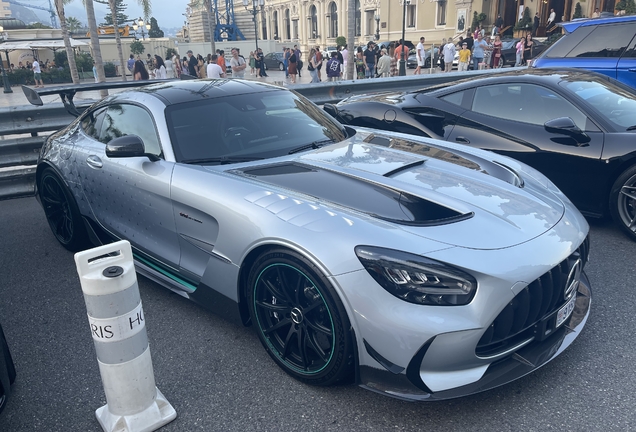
[132,18,151,40]
[399,0,410,76]
[0,26,12,94]
[374,13,380,41]
[243,0,264,52]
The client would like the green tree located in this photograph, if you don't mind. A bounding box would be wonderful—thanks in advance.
[130,40,145,56]
[572,2,583,18]
[471,11,487,32]
[26,23,53,29]
[65,16,83,33]
[626,0,636,14]
[336,36,346,48]
[102,0,129,25]
[148,17,164,38]
[515,7,532,30]
[166,47,177,59]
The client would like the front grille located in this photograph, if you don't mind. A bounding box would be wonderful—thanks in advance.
[476,235,590,357]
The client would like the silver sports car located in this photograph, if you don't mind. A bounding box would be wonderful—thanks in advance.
[36,79,591,401]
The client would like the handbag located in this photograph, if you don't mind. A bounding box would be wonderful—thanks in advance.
[307,61,315,71]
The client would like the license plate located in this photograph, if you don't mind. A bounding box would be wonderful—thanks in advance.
[556,294,576,328]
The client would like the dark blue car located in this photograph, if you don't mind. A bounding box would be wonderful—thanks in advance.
[533,15,636,89]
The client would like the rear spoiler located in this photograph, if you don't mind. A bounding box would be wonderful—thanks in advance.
[21,79,170,117]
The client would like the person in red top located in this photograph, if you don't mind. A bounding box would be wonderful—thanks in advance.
[394,39,409,63]
[217,50,226,74]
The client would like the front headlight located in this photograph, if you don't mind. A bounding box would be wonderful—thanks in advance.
[355,246,477,306]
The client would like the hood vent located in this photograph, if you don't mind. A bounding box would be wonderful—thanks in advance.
[237,163,472,226]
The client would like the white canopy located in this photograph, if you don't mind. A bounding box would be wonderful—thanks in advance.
[0,38,88,51]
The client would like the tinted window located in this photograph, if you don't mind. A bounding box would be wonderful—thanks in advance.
[80,108,106,140]
[566,23,636,58]
[441,91,468,106]
[543,27,594,58]
[472,83,587,129]
[620,34,636,58]
[100,104,162,156]
[166,90,347,163]
[561,79,636,131]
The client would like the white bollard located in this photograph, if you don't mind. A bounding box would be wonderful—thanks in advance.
[75,240,177,432]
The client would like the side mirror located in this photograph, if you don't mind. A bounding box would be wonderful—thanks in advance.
[544,117,591,145]
[106,135,159,161]
[323,103,339,118]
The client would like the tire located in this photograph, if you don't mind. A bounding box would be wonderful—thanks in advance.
[498,56,505,68]
[39,167,90,252]
[609,165,636,241]
[0,384,7,416]
[264,63,268,71]
[247,249,354,386]
[424,58,431,68]
[279,62,285,71]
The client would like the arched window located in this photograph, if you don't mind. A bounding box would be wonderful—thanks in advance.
[329,2,338,38]
[310,5,317,38]
[355,0,361,36]
[285,9,290,40]
[261,10,267,40]
[273,11,279,39]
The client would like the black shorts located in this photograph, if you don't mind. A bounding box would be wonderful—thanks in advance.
[317,63,322,70]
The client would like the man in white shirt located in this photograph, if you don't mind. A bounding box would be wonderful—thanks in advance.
[443,40,456,73]
[341,45,348,79]
[207,54,226,79]
[230,48,246,78]
[32,58,44,87]
[414,37,425,75]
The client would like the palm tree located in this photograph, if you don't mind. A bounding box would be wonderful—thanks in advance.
[346,0,355,80]
[66,16,83,34]
[84,0,107,95]
[54,0,80,84]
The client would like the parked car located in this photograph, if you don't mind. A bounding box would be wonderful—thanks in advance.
[407,47,440,68]
[36,79,591,401]
[327,68,636,240]
[0,323,16,415]
[262,52,285,71]
[500,38,547,67]
[533,15,636,89]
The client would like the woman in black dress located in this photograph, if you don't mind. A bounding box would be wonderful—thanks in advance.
[523,33,535,65]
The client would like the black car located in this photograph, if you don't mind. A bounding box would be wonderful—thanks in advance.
[0,323,15,415]
[262,52,285,71]
[325,68,636,240]
[407,48,440,69]
[500,38,547,67]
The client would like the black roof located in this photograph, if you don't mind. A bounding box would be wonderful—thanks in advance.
[134,79,282,106]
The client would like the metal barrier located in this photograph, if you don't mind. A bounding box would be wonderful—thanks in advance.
[0,68,522,200]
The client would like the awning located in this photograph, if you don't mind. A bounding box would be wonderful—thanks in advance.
[0,38,89,51]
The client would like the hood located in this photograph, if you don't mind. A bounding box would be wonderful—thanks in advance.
[232,134,565,250]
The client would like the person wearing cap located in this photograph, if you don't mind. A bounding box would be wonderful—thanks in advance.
[458,42,471,71]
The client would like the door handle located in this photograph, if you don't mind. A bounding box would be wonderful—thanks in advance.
[455,136,470,144]
[86,155,103,169]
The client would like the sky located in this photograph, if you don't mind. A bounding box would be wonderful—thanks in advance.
[61,0,192,30]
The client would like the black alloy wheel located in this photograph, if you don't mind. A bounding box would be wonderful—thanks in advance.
[264,63,268,71]
[424,57,431,68]
[610,165,636,241]
[247,249,354,385]
[0,385,6,415]
[39,167,89,252]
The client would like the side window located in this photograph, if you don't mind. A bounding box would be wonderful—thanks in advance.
[566,23,636,58]
[471,84,588,130]
[544,27,594,58]
[80,108,106,140]
[440,91,467,107]
[620,34,636,58]
[100,104,162,156]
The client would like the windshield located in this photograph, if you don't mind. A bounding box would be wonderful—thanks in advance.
[560,78,636,131]
[166,90,347,163]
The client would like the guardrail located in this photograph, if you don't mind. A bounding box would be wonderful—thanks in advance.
[0,68,521,200]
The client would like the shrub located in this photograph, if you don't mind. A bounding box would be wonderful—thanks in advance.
[103,62,117,77]
[336,36,346,48]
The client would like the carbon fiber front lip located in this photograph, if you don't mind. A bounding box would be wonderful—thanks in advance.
[357,271,592,402]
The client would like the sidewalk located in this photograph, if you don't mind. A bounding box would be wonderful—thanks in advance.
[0,67,437,109]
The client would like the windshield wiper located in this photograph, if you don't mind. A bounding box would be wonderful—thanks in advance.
[288,139,334,154]
[626,125,636,131]
[180,156,263,165]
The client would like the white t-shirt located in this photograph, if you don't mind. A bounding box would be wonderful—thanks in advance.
[416,42,425,65]
[154,65,166,79]
[207,63,224,79]
[443,43,456,62]
[32,60,41,74]
[230,56,246,78]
